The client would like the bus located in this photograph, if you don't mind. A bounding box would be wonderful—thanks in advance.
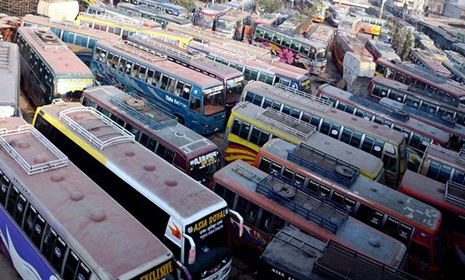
[212,159,409,269]
[305,0,329,23]
[364,39,401,62]
[32,100,244,280]
[316,84,450,170]
[418,144,465,185]
[258,226,418,280]
[451,42,465,57]
[277,18,313,36]
[195,4,232,31]
[254,137,443,278]
[0,117,180,280]
[91,39,226,135]
[368,73,465,151]
[130,0,189,18]
[307,25,334,57]
[244,12,287,43]
[368,75,465,127]
[400,170,465,278]
[14,27,94,107]
[417,38,448,62]
[75,12,193,48]
[241,81,407,185]
[21,14,121,66]
[359,15,386,36]
[126,34,245,109]
[0,41,21,118]
[226,0,255,12]
[252,24,327,75]
[407,48,451,78]
[336,14,361,37]
[225,101,385,181]
[215,9,251,41]
[374,58,465,107]
[443,50,465,84]
[115,3,193,29]
[186,41,311,92]
[332,33,373,72]
[80,85,223,185]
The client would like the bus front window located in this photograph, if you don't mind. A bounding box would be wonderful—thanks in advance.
[216,19,235,33]
[189,150,222,185]
[185,209,231,279]
[203,88,225,116]
[316,49,326,62]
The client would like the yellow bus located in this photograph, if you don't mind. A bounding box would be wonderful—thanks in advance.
[75,12,193,48]
[224,101,385,181]
[359,16,386,36]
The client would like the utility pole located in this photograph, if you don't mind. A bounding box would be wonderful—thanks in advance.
[379,0,386,18]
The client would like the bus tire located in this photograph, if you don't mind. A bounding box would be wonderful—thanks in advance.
[41,34,55,41]
[335,165,355,178]
[126,98,145,110]
[176,115,184,126]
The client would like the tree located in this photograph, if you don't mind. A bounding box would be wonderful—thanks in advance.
[401,30,414,60]
[256,0,283,14]
[171,0,196,10]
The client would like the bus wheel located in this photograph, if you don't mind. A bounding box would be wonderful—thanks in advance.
[176,115,185,125]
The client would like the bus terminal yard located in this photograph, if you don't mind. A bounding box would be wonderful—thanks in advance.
[1,0,465,279]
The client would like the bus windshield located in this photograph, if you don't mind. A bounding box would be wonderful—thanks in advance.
[189,150,222,181]
[186,207,231,273]
[203,87,225,116]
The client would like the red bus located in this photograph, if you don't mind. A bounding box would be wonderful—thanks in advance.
[400,170,465,278]
[254,138,444,278]
[332,33,373,72]
[374,58,465,107]
[418,144,465,185]
[211,159,409,270]
[368,75,465,150]
[316,83,450,170]
[407,48,452,78]
[365,39,400,62]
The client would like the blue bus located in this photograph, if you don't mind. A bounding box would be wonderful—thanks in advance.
[91,38,226,134]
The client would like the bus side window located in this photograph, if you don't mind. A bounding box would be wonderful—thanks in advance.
[31,213,46,249]
[51,236,68,273]
[14,194,27,226]
[42,226,58,261]
[6,186,19,216]
[173,154,186,171]
[0,171,10,206]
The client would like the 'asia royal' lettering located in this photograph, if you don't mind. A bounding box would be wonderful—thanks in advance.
[193,209,227,232]
[139,261,174,280]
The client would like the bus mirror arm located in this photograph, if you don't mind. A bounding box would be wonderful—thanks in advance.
[229,209,244,237]
[183,233,196,265]
[176,260,192,280]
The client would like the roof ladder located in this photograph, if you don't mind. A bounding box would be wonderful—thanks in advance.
[445,180,465,209]
[257,107,316,140]
[59,106,135,150]
[0,125,68,175]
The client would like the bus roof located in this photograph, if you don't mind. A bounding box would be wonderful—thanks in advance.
[82,85,220,159]
[96,39,223,87]
[21,14,121,41]
[401,170,465,215]
[17,27,92,76]
[0,117,174,278]
[214,159,407,268]
[36,101,227,222]
[259,137,383,183]
[260,138,441,230]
